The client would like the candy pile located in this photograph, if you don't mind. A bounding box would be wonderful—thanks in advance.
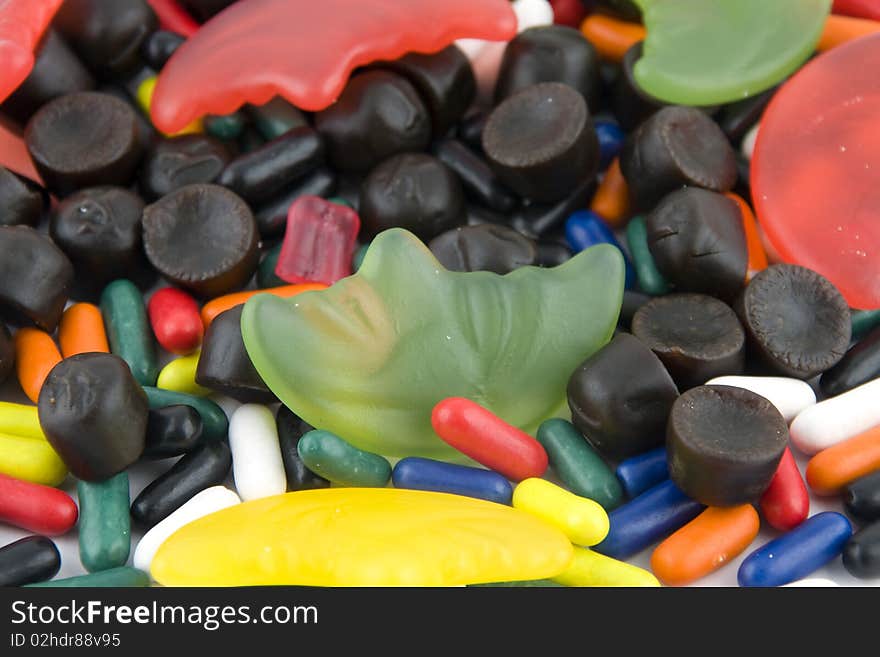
[0,0,879,588]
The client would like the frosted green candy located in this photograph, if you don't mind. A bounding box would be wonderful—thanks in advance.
[242,228,624,460]
[633,0,831,106]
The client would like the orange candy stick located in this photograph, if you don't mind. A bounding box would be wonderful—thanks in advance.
[590,157,630,226]
[14,328,61,403]
[200,283,326,329]
[818,14,880,51]
[651,505,760,586]
[580,13,645,62]
[726,192,768,282]
[806,424,880,495]
[58,303,110,358]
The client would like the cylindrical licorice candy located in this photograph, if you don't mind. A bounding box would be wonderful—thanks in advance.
[843,520,880,579]
[77,472,131,572]
[631,294,745,390]
[0,226,73,331]
[297,430,391,488]
[0,165,48,228]
[26,567,150,588]
[247,98,307,140]
[229,404,286,501]
[141,405,203,460]
[275,405,329,492]
[130,440,232,528]
[760,448,810,532]
[704,376,816,423]
[511,178,595,236]
[625,216,669,296]
[611,42,668,132]
[0,472,78,535]
[645,188,747,301]
[651,505,760,586]
[433,138,517,214]
[716,85,777,143]
[806,425,880,496]
[101,279,159,386]
[790,378,880,455]
[737,264,851,380]
[38,353,148,481]
[257,243,285,288]
[59,303,110,357]
[482,82,598,203]
[820,324,880,397]
[0,433,67,487]
[619,105,736,213]
[0,536,61,586]
[14,328,62,404]
[253,168,337,238]
[142,184,260,297]
[567,333,679,460]
[845,470,880,523]
[203,112,246,141]
[457,110,487,149]
[536,418,622,510]
[615,447,669,500]
[554,546,660,587]
[513,478,609,547]
[141,29,186,69]
[738,512,853,587]
[618,291,651,331]
[852,308,880,340]
[142,386,229,443]
[392,457,512,505]
[429,224,537,275]
[148,287,203,355]
[134,486,241,573]
[140,134,230,200]
[667,385,788,506]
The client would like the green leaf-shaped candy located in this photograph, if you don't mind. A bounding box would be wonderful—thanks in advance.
[242,229,624,460]
[634,0,831,105]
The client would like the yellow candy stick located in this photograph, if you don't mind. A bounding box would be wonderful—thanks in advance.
[513,478,609,547]
[0,402,44,439]
[553,546,661,587]
[157,352,211,397]
[0,432,67,486]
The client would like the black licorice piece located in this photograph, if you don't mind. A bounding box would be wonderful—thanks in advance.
[820,325,880,397]
[631,294,745,390]
[0,325,12,385]
[140,135,230,200]
[179,0,236,21]
[195,305,275,403]
[495,26,600,109]
[1,30,95,125]
[567,332,679,460]
[0,166,47,227]
[737,264,851,379]
[217,126,324,204]
[596,0,642,21]
[141,30,185,70]
[429,224,537,274]
[482,82,599,203]
[142,184,259,297]
[253,167,337,238]
[379,45,476,136]
[359,153,465,241]
[25,92,144,197]
[315,70,431,172]
[433,138,518,213]
[141,405,204,460]
[611,43,667,132]
[54,0,158,78]
[646,187,748,301]
[535,241,573,268]
[0,536,60,587]
[845,471,880,523]
[843,521,880,579]
[247,98,308,141]
[716,86,778,143]
[618,290,651,330]
[458,111,488,150]
[276,405,329,491]
[0,226,73,331]
[619,105,737,212]
[130,440,232,528]
[510,178,595,237]
[38,353,148,481]
[667,385,788,506]
[50,186,145,286]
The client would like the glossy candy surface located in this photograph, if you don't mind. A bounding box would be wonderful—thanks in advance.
[0,472,77,535]
[0,432,67,486]
[392,457,512,505]
[229,404,287,501]
[14,327,61,404]
[0,535,60,586]
[806,425,880,495]
[275,406,329,492]
[143,386,228,443]
[760,448,810,531]
[58,303,109,358]
[564,210,635,288]
[790,378,880,455]
[553,546,660,587]
[157,353,210,396]
[142,405,203,460]
[242,230,623,460]
[297,430,391,488]
[513,478,609,547]
[846,471,880,522]
[615,447,669,500]
[151,488,573,587]
[147,287,203,355]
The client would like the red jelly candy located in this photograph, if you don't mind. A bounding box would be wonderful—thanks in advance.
[0,0,64,103]
[146,0,199,37]
[0,472,78,535]
[275,196,360,286]
[147,287,204,355]
[759,447,810,532]
[0,122,41,181]
[752,34,880,309]
[431,397,548,482]
[150,0,517,133]
[833,0,880,21]
[550,0,588,28]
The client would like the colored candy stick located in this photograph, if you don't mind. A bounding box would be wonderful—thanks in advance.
[0,432,66,486]
[818,13,880,50]
[157,353,211,396]
[726,192,768,281]
[738,512,852,587]
[143,387,228,443]
[513,478,609,547]
[200,283,325,328]
[853,309,880,340]
[625,216,669,296]
[564,210,636,288]
[589,158,629,226]
[392,457,512,505]
[432,398,548,482]
[58,303,110,358]
[0,535,60,586]
[229,404,287,501]
[0,401,43,439]
[0,0,64,103]
[101,279,160,387]
[146,0,199,37]
[27,567,150,588]
[651,505,760,586]
[297,430,391,488]
[553,546,660,587]
[615,447,668,500]
[77,472,131,573]
[760,448,810,531]
[0,472,77,535]
[833,0,880,21]
[790,378,880,455]
[148,287,204,355]
[579,13,645,62]
[13,327,61,403]
[807,425,880,495]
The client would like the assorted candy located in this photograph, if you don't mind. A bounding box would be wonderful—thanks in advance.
[0,0,879,590]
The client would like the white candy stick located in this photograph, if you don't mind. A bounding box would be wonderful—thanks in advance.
[705,376,816,422]
[789,378,880,455]
[229,403,287,500]
[783,578,839,587]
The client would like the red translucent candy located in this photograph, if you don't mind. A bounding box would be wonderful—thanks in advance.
[759,448,810,532]
[275,196,360,287]
[550,0,589,28]
[833,0,880,21]
[0,472,78,536]
[146,0,199,37]
[752,34,880,309]
[432,397,548,482]
[0,121,40,181]
[0,0,63,103]
[150,0,517,133]
[148,287,204,355]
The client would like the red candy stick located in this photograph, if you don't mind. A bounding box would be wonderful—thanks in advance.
[759,447,809,532]
[146,0,199,37]
[0,472,77,535]
[833,0,880,21]
[550,0,588,28]
[431,398,548,482]
[0,0,63,103]
[148,287,204,355]
[275,196,360,286]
